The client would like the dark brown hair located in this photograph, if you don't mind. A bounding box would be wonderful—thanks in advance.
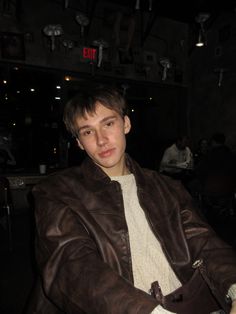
[63,85,127,138]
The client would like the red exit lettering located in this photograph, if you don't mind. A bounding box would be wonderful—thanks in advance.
[83,47,97,60]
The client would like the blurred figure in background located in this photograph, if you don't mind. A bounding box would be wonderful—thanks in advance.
[159,135,193,183]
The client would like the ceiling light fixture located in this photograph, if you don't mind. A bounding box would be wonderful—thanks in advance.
[43,24,63,51]
[75,12,89,38]
[195,13,210,47]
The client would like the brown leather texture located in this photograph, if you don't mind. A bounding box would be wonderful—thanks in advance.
[28,155,236,313]
[152,268,230,314]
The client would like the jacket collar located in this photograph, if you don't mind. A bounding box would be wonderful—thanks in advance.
[78,154,147,194]
[80,154,142,184]
[80,157,110,183]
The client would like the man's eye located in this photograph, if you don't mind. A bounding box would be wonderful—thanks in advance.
[105,121,114,127]
[81,130,92,136]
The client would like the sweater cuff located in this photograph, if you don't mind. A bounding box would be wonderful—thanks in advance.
[227,284,236,301]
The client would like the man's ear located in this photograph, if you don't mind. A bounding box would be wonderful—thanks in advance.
[76,138,85,150]
[124,115,131,134]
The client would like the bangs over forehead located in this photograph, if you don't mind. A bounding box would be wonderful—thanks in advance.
[63,86,127,138]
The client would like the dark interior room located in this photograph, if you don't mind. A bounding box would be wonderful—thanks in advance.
[1,1,236,313]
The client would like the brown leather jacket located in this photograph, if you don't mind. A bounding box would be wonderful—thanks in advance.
[29,155,236,314]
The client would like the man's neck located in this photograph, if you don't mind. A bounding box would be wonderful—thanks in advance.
[106,166,130,177]
[101,163,130,177]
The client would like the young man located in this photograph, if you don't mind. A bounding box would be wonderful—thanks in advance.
[29,86,236,314]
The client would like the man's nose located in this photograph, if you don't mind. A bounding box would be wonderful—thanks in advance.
[96,129,107,146]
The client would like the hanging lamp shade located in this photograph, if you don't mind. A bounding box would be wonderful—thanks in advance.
[43,24,63,51]
[196,30,204,47]
[92,39,109,67]
[159,58,171,81]
[75,12,90,37]
[195,13,210,47]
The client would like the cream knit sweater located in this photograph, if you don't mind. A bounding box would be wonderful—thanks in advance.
[112,174,180,313]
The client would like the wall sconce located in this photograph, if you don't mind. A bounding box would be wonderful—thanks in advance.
[195,13,210,47]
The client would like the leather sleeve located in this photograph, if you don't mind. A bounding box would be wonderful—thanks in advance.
[175,181,236,302]
[33,184,158,314]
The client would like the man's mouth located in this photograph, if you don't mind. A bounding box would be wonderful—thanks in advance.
[98,148,115,158]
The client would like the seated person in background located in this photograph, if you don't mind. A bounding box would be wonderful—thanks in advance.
[28,87,236,314]
[159,135,193,180]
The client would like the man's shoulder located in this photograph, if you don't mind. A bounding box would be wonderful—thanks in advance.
[50,166,82,180]
[166,143,175,150]
[139,168,191,206]
[140,166,179,186]
[164,143,177,154]
[35,166,83,192]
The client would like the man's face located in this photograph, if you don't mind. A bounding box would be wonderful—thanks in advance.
[75,101,131,176]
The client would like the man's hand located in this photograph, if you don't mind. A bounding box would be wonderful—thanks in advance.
[230,300,236,314]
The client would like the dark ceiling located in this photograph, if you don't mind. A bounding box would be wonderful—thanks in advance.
[58,0,236,25]
[105,0,236,24]
[50,0,236,54]
[64,0,236,39]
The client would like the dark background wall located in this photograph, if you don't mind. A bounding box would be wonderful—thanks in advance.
[189,11,236,150]
[0,0,191,170]
[1,0,236,169]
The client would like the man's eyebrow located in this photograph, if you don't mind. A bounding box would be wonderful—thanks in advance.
[77,124,91,133]
[77,115,117,133]
[101,115,117,123]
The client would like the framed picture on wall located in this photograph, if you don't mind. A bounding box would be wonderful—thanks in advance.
[1,32,25,60]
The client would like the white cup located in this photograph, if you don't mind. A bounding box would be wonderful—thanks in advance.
[39,164,47,174]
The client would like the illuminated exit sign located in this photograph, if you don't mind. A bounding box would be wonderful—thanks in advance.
[82,47,97,61]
